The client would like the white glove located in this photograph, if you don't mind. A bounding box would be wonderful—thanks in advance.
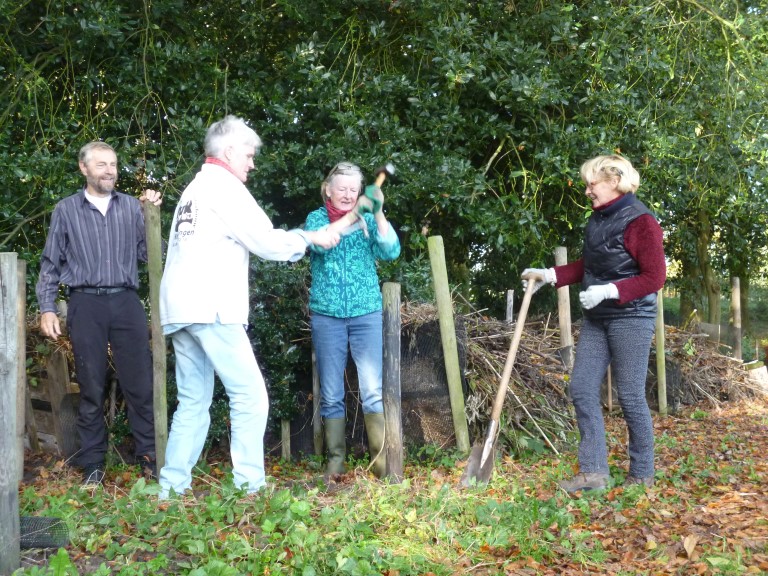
[521,268,556,294]
[579,283,619,310]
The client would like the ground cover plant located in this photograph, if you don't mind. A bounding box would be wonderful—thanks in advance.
[15,396,768,575]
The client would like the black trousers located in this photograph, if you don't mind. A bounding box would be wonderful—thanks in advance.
[67,290,155,466]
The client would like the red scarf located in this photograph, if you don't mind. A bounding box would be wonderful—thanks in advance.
[325,200,352,223]
[205,157,238,178]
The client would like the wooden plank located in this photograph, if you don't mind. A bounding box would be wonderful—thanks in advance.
[427,236,470,454]
[29,405,55,436]
[382,282,403,482]
[0,252,21,574]
[24,388,41,453]
[46,349,73,456]
[143,201,168,469]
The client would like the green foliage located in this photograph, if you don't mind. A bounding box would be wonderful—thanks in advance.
[3,0,768,418]
[248,258,312,424]
[16,416,766,576]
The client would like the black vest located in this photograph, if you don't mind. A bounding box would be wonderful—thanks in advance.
[582,193,657,319]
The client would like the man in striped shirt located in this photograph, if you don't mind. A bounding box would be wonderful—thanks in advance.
[36,141,161,486]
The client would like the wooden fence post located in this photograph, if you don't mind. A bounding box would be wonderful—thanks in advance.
[656,289,668,416]
[281,420,291,461]
[1,252,21,574]
[20,258,40,456]
[427,236,470,454]
[505,290,514,324]
[731,277,742,361]
[15,259,27,479]
[143,202,168,469]
[311,347,323,455]
[382,282,403,482]
[554,247,573,370]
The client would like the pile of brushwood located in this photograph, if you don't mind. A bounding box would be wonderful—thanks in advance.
[26,307,763,459]
[401,302,762,456]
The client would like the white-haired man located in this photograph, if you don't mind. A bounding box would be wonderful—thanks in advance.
[159,115,340,498]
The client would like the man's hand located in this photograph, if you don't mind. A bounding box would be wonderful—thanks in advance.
[307,229,341,250]
[40,311,62,340]
[521,268,556,294]
[365,185,384,214]
[139,189,162,207]
[579,283,619,310]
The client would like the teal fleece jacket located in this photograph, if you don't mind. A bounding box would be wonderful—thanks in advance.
[305,207,401,318]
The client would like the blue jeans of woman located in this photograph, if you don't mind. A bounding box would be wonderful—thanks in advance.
[311,311,384,418]
[159,321,268,498]
[569,315,656,479]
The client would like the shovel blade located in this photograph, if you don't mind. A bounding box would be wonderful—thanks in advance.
[459,441,496,488]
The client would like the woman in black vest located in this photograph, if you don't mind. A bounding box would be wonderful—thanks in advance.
[522,154,666,493]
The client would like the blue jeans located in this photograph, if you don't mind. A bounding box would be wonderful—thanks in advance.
[159,322,269,498]
[311,311,383,419]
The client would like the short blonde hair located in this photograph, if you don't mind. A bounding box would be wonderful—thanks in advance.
[320,162,364,201]
[580,154,640,194]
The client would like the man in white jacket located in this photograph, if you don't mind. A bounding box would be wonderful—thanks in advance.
[158,115,339,498]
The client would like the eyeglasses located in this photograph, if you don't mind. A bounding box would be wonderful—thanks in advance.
[599,166,623,178]
[328,162,359,177]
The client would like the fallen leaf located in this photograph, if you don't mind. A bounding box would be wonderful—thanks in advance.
[684,534,699,558]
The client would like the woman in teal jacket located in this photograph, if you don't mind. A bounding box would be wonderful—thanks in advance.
[305,162,400,478]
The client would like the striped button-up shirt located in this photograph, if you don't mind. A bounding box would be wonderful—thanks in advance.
[36,188,148,313]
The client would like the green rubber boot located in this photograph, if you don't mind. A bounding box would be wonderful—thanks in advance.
[364,413,387,479]
[323,417,347,475]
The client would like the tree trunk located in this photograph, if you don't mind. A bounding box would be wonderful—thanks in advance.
[678,255,699,328]
[695,209,720,325]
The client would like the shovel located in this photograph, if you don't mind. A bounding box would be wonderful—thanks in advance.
[460,272,540,487]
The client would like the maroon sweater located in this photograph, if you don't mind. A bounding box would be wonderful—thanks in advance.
[554,204,666,304]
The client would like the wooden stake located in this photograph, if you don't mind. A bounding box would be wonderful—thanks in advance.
[382,282,403,482]
[427,236,470,454]
[656,289,668,416]
[0,252,21,573]
[311,347,322,455]
[731,277,742,361]
[143,201,168,469]
[16,259,27,477]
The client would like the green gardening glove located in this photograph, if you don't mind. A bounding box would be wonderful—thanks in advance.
[365,185,384,214]
[354,194,375,216]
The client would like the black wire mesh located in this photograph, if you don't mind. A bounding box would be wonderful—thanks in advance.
[20,516,69,549]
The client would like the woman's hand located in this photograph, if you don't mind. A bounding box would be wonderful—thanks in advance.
[579,283,619,309]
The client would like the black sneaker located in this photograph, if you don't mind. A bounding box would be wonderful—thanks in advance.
[82,463,105,486]
[139,455,157,480]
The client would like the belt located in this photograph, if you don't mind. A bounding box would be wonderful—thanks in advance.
[70,286,130,295]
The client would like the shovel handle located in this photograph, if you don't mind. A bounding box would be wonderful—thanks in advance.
[488,275,540,423]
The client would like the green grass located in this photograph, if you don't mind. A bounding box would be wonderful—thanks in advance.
[15,435,767,576]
